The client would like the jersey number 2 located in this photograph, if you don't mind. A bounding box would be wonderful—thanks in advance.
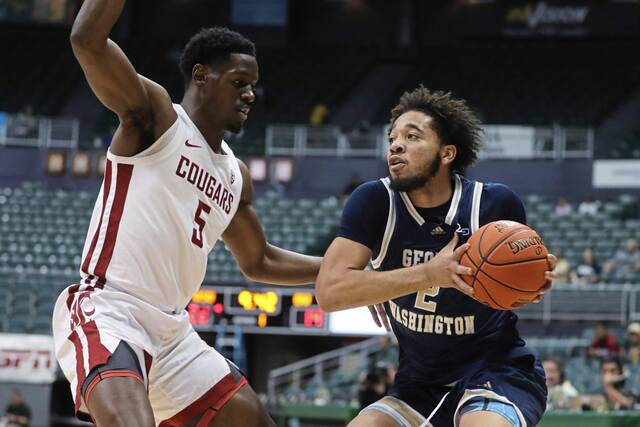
[192,200,211,248]
[414,286,440,312]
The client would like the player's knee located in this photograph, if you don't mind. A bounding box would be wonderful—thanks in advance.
[233,390,275,427]
[93,407,134,427]
[91,401,155,427]
[96,407,155,427]
[87,377,154,427]
[208,385,275,427]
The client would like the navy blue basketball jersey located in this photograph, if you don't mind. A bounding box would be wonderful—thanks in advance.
[339,174,535,387]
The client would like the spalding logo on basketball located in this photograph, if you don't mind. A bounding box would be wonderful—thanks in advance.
[460,220,549,310]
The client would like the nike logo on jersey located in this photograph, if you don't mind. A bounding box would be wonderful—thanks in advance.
[185,139,200,148]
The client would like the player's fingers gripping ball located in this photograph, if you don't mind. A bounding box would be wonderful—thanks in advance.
[460,220,549,310]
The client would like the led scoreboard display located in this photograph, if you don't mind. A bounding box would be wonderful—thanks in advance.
[187,286,328,333]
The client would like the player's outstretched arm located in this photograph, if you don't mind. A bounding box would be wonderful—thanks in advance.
[316,234,474,312]
[70,0,175,155]
[222,161,322,285]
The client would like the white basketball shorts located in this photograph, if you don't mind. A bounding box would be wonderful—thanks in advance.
[52,283,246,425]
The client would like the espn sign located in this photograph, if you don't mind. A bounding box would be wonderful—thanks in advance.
[0,334,55,383]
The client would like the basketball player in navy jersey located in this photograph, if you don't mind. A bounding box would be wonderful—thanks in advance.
[317,86,557,427]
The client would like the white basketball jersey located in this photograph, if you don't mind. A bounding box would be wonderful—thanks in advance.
[78,104,243,311]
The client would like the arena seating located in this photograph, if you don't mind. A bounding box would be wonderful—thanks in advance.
[0,182,342,333]
[2,182,640,413]
[0,182,639,334]
[523,193,640,284]
[271,334,640,407]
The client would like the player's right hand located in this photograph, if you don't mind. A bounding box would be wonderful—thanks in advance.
[368,304,391,331]
[424,234,474,297]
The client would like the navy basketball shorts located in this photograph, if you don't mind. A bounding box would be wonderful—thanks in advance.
[362,354,547,427]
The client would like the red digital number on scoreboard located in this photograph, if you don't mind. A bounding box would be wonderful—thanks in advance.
[303,308,324,328]
[188,303,212,326]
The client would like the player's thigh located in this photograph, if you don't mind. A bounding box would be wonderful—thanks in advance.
[151,327,251,424]
[87,376,155,427]
[459,410,514,427]
[348,410,401,427]
[205,384,275,427]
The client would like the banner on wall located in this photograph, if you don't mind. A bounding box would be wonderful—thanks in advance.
[0,334,56,383]
[446,1,640,39]
[503,1,590,37]
[593,160,640,188]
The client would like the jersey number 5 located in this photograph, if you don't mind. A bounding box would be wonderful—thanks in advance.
[414,286,440,312]
[192,200,211,248]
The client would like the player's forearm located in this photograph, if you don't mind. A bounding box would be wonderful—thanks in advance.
[244,244,321,285]
[70,0,125,50]
[316,264,429,312]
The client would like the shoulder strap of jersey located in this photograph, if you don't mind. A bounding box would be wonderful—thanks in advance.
[470,180,484,233]
[444,174,463,225]
[371,177,396,269]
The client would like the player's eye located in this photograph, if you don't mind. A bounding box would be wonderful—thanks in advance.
[407,133,419,141]
[388,136,397,144]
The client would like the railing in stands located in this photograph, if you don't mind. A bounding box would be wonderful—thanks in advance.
[0,113,79,149]
[267,335,386,406]
[518,283,633,325]
[265,124,594,159]
[265,125,386,158]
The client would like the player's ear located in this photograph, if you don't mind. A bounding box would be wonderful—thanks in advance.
[441,144,456,165]
[192,64,208,86]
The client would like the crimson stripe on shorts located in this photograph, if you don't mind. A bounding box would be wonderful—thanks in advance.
[158,373,247,427]
[93,163,134,282]
[80,320,112,369]
[81,160,113,274]
[68,329,86,412]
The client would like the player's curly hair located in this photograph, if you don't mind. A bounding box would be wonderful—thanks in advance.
[179,27,256,86]
[390,85,482,173]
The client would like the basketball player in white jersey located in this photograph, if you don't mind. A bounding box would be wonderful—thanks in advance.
[52,1,321,426]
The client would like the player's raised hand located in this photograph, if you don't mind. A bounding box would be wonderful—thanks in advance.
[424,234,474,297]
[533,253,557,303]
[367,304,391,331]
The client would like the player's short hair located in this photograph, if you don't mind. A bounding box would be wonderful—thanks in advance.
[179,27,256,86]
[390,85,482,173]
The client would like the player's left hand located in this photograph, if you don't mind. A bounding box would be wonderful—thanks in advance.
[368,304,391,331]
[533,253,557,303]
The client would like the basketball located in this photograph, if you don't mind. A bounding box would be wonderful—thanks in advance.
[460,220,549,310]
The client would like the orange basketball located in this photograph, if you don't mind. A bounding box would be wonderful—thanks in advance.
[460,220,549,310]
